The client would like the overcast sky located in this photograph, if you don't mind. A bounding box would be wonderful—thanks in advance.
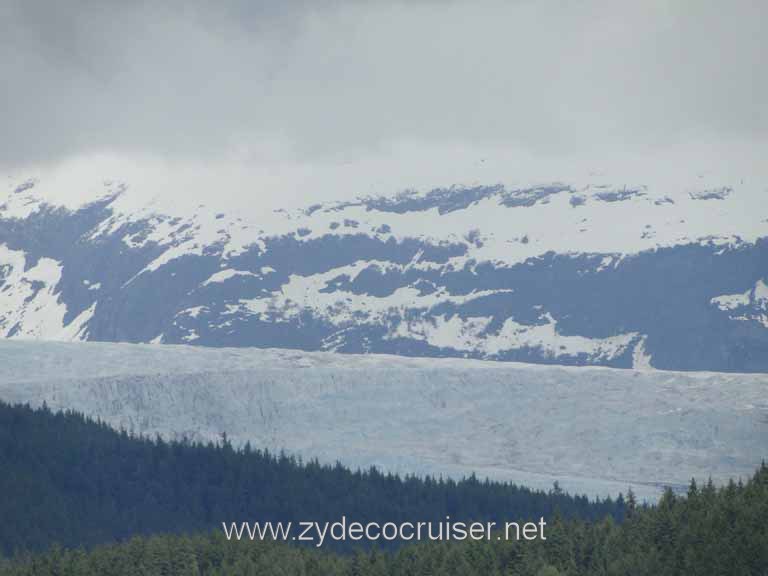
[1,0,766,207]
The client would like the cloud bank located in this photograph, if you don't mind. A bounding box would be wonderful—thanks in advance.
[1,0,766,202]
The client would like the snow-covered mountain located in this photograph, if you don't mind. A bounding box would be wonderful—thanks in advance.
[1,339,766,501]
[1,176,767,371]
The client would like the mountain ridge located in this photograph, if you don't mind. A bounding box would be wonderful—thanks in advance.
[1,176,766,371]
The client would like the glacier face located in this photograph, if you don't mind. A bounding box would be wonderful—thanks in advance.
[1,340,766,502]
[1,178,767,371]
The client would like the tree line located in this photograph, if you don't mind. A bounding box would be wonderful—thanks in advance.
[2,463,766,575]
[0,401,623,555]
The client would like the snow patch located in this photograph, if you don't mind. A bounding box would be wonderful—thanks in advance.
[230,261,513,328]
[178,306,207,319]
[182,329,200,342]
[711,280,768,327]
[392,312,636,361]
[0,244,79,340]
[711,290,751,311]
[632,336,654,370]
[58,303,97,341]
[202,269,259,286]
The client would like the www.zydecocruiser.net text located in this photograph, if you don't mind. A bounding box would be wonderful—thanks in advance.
[223,516,547,547]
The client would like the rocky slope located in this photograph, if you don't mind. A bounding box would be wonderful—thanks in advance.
[1,177,767,371]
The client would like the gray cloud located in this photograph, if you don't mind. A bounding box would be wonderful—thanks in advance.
[1,0,766,169]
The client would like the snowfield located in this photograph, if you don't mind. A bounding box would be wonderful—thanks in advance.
[1,340,766,502]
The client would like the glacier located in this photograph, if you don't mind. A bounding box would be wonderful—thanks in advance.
[1,339,766,502]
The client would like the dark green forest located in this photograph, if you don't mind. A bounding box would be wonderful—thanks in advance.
[0,401,622,555]
[2,464,766,575]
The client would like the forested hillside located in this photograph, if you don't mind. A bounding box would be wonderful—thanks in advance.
[3,464,766,575]
[0,401,622,555]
